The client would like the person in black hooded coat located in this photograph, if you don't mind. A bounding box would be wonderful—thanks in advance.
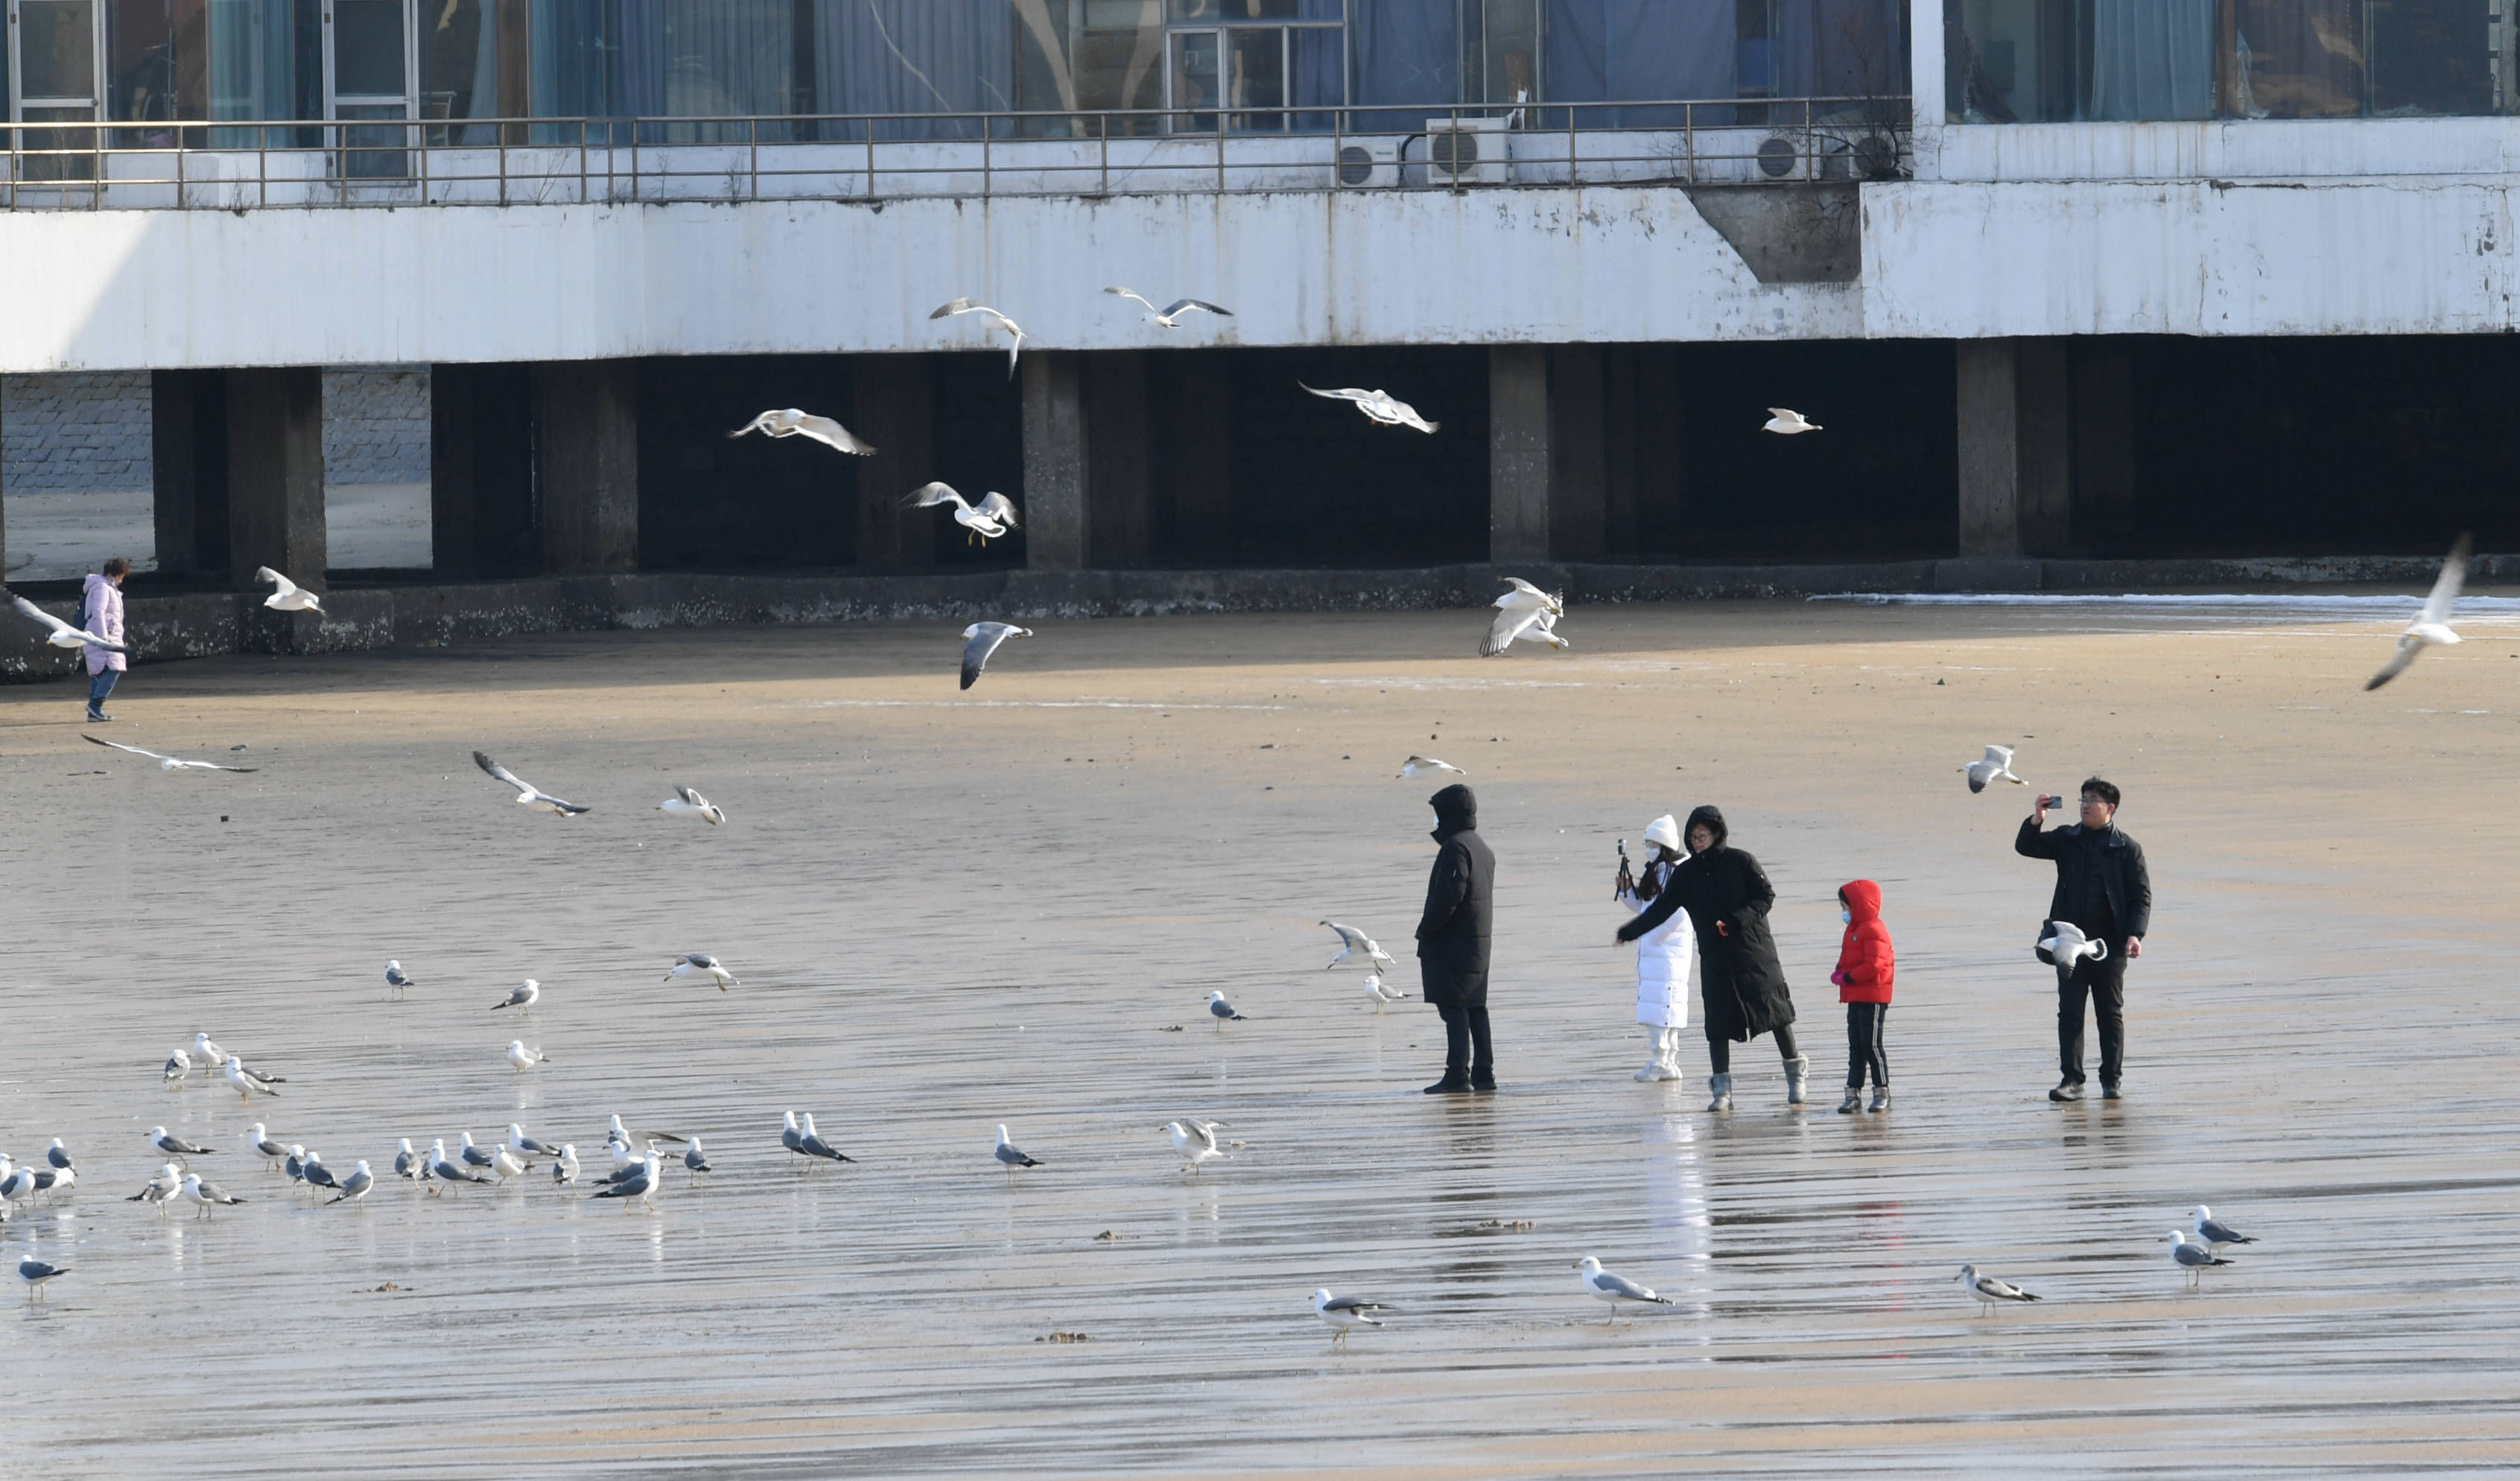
[1415,783,1495,1094]
[1615,805,1808,1110]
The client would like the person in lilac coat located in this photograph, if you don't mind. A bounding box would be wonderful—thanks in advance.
[81,557,129,722]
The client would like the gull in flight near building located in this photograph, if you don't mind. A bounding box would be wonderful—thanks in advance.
[929,298,1026,377]
[1483,577,1568,656]
[727,408,876,456]
[664,954,737,991]
[2366,532,2472,691]
[474,752,590,816]
[906,482,1021,545]
[1102,287,1234,329]
[1574,1255,1675,1322]
[2192,1205,2258,1252]
[2166,1230,2235,1285]
[1961,743,2024,793]
[1313,1289,1391,1345]
[385,960,416,994]
[84,735,258,773]
[960,621,1032,690]
[1299,381,1438,434]
[1165,1118,1227,1173]
[660,787,724,825]
[1398,756,1464,779]
[1763,407,1821,435]
[255,566,323,611]
[1955,1263,2041,1312]
[9,592,127,653]
[1321,922,1397,974]
[507,1040,550,1072]
[491,979,540,1014]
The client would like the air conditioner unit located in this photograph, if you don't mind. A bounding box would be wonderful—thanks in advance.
[1336,139,1401,188]
[1753,134,1806,181]
[1426,118,1508,185]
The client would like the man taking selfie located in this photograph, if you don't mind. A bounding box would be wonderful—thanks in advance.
[2016,778,2150,1103]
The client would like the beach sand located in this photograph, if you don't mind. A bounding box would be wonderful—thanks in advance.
[4,597,2517,1474]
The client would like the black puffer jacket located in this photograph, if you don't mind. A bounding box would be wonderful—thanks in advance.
[1619,805,1796,1041]
[2014,816,2151,944]
[1415,784,1494,1006]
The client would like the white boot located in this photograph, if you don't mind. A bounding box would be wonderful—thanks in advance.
[1783,1054,1811,1108]
[1655,1028,1686,1085]
[1634,1040,1666,1082]
[1705,1073,1733,1112]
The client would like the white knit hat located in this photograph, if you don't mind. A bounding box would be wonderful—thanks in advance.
[1643,814,1681,852]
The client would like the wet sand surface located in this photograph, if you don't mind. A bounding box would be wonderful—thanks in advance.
[5,599,2519,1475]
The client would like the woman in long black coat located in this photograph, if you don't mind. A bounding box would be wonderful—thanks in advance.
[1616,805,1808,1111]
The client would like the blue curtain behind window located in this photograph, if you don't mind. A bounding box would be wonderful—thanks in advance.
[1546,0,1733,127]
[2091,0,2213,119]
[814,0,1015,140]
[1351,0,1457,129]
[660,0,793,139]
[532,0,615,138]
[208,0,304,141]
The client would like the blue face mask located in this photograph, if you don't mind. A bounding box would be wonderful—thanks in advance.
[1841,909,1852,924]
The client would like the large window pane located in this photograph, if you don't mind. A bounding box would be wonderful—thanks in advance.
[418,0,501,138]
[812,0,1015,140]
[658,0,791,140]
[332,0,404,96]
[2370,0,2491,113]
[1172,27,1222,124]
[22,0,101,100]
[1547,0,1733,124]
[1227,25,1285,124]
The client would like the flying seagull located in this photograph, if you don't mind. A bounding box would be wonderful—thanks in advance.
[255,566,323,611]
[474,752,589,816]
[2166,1229,2235,1284]
[1573,1255,1675,1322]
[929,298,1026,377]
[2193,1205,2258,1252]
[798,1114,855,1164]
[84,735,257,773]
[660,787,725,825]
[1483,604,1568,657]
[1961,744,2024,793]
[18,1258,68,1300]
[1313,1288,1391,1345]
[1397,756,1463,779]
[994,1125,1041,1180]
[1298,382,1438,434]
[1321,922,1397,974]
[1955,1263,2041,1313]
[664,954,737,992]
[1103,287,1234,329]
[385,960,416,993]
[728,408,876,456]
[1763,407,1821,435]
[1207,990,1246,1025]
[960,621,1032,690]
[1495,576,1564,618]
[492,979,540,1014]
[9,592,127,653]
[507,1040,550,1072]
[2038,920,2107,968]
[2366,532,2472,691]
[1165,1118,1227,1173]
[906,483,1021,545]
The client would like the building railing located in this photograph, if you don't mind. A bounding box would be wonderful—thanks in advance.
[0,102,1910,211]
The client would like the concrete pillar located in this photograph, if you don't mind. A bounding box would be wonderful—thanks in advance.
[1169,355,1234,562]
[1085,351,1150,568]
[431,364,537,577]
[1548,346,1606,561]
[225,367,328,590]
[851,356,936,569]
[1955,337,2072,557]
[1021,352,1088,571]
[536,361,638,573]
[1488,346,1550,564]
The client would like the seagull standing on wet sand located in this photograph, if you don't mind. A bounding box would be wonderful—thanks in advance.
[1102,287,1234,329]
[2167,1230,2235,1285]
[1313,1289,1391,1345]
[385,960,416,994]
[507,1040,550,1072]
[960,622,1032,690]
[660,787,725,825]
[149,1126,213,1164]
[248,1123,289,1167]
[2194,1206,2258,1252]
[162,1047,191,1085]
[180,1173,245,1218]
[1956,1263,2041,1313]
[728,408,876,456]
[1574,1256,1675,1322]
[127,1163,183,1213]
[474,752,589,815]
[994,1125,1041,1182]
[395,1139,424,1184]
[1207,991,1246,1026]
[664,954,737,991]
[327,1161,375,1205]
[492,980,540,1015]
[224,1055,281,1100]
[1165,1119,1226,1173]
[799,1114,855,1164]
[1961,744,2025,793]
[553,1145,580,1185]
[929,298,1026,377]
[428,1139,492,1193]
[592,1150,662,1210]
[682,1140,711,1179]
[19,1258,68,1300]
[2367,532,2472,691]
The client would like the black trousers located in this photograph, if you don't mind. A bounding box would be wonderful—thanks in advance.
[1437,997,1494,1085]
[1844,1002,1889,1088]
[2057,954,2126,1086]
[1706,1024,1797,1076]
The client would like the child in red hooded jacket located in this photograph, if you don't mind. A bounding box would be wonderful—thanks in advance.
[1830,880,1894,1113]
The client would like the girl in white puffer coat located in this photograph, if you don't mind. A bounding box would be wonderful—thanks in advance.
[1617,814,1695,1082]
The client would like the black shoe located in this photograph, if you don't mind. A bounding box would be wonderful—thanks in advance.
[1423,1076,1473,1095]
[2048,1079,2085,1102]
[1470,1078,1497,1094]
[86,710,112,723]
[2101,1083,2124,1100]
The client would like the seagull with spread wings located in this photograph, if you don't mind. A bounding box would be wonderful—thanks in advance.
[929,298,1026,377]
[905,482,1021,545]
[255,566,323,612]
[1960,743,2024,793]
[473,752,589,815]
[1320,922,1397,974]
[1763,407,1821,435]
[84,735,258,773]
[1298,381,1439,434]
[960,621,1032,690]
[2366,532,2472,691]
[659,786,725,825]
[1102,287,1234,329]
[728,408,876,456]
[9,593,127,654]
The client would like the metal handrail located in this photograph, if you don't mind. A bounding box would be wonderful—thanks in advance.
[0,101,1911,212]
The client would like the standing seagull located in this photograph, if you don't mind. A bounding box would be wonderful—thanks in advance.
[1207,991,1246,1025]
[9,592,127,654]
[959,622,1032,690]
[2167,1230,2235,1285]
[473,752,589,816]
[127,1163,184,1213]
[2367,532,2472,691]
[1313,1289,1391,1346]
[1573,1256,1676,1322]
[727,408,876,456]
[1961,744,2025,793]
[1102,287,1234,329]
[994,1125,1041,1181]
[798,1114,855,1165]
[1321,922,1397,974]
[552,1145,580,1185]
[224,1056,281,1101]
[179,1173,246,1218]
[84,735,257,772]
[18,1258,68,1301]
[507,1040,550,1072]
[149,1126,214,1164]
[906,483,1022,545]
[45,1140,72,1173]
[385,960,416,994]
[660,787,725,825]
[193,1033,229,1069]
[664,954,738,991]
[1762,407,1821,435]
[592,1150,662,1210]
[427,1139,492,1193]
[1397,756,1464,779]
[1298,382,1438,434]
[1165,1119,1227,1173]
[326,1161,375,1205]
[509,1125,560,1161]
[255,566,323,611]
[162,1047,192,1085]
[1955,1263,2042,1313]
[248,1123,290,1168]
[929,298,1026,377]
[491,980,541,1015]
[394,1139,424,1185]
[682,1140,711,1179]
[2193,1206,2258,1252]
[781,1111,808,1160]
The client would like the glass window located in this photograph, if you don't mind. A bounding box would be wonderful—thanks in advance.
[22,0,101,101]
[812,0,1014,140]
[1164,0,1339,130]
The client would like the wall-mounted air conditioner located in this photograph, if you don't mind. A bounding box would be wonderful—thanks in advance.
[1336,140,1401,188]
[1753,134,1806,181]
[1426,118,1508,185]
